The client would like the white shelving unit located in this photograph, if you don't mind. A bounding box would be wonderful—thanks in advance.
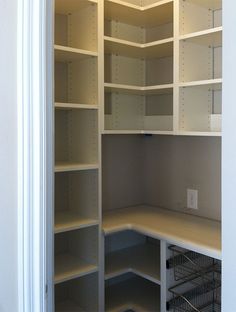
[54,0,102,311]
[52,0,222,311]
[102,0,222,135]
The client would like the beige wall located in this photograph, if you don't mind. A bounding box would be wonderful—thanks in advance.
[102,135,145,211]
[103,135,221,221]
[144,136,221,221]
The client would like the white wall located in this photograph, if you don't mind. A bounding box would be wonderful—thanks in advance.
[222,1,236,310]
[0,0,18,311]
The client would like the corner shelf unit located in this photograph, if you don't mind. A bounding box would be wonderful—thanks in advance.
[103,0,222,136]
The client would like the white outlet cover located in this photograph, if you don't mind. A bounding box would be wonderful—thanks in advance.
[187,189,198,210]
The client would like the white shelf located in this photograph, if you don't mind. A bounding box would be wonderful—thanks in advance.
[106,275,160,312]
[104,36,173,59]
[180,27,222,47]
[104,82,173,95]
[144,130,174,135]
[55,162,98,173]
[105,243,161,284]
[103,130,174,135]
[54,45,97,62]
[105,0,173,27]
[103,205,221,259]
[177,131,221,137]
[56,300,85,312]
[55,0,97,14]
[102,130,220,137]
[54,254,98,284]
[179,79,222,89]
[55,272,98,311]
[103,130,143,135]
[55,211,98,234]
[55,103,98,110]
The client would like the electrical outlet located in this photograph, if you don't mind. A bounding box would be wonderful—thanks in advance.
[187,189,198,210]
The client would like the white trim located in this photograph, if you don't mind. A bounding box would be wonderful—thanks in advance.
[17,0,54,311]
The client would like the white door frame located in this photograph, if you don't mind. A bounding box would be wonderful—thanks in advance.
[17,0,54,311]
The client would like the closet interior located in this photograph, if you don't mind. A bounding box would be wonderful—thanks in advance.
[53,0,222,311]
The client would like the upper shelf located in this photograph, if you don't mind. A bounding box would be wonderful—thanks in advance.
[103,130,174,135]
[179,78,222,89]
[103,205,221,260]
[55,211,98,234]
[104,82,173,95]
[105,0,173,27]
[104,36,173,59]
[54,45,97,62]
[55,0,97,14]
[55,103,98,110]
[177,131,221,137]
[55,253,98,284]
[180,27,222,47]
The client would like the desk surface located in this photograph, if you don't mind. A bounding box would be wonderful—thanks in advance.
[103,205,221,259]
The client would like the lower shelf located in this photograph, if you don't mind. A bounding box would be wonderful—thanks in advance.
[55,272,98,312]
[54,226,98,284]
[55,300,85,312]
[105,274,160,312]
[55,253,98,284]
[55,211,98,233]
[105,242,161,284]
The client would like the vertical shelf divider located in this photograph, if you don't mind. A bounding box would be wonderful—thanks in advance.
[160,240,167,312]
[98,0,105,311]
[173,0,180,134]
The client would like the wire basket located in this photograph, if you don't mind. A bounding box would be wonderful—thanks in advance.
[167,245,220,282]
[167,270,221,312]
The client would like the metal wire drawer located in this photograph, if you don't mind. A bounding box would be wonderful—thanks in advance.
[167,270,221,312]
[167,245,219,282]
